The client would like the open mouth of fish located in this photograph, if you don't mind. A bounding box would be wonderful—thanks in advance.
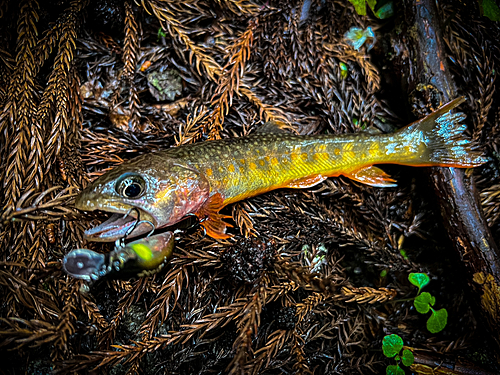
[84,208,157,242]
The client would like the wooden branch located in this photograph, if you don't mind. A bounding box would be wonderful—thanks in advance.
[393,0,500,356]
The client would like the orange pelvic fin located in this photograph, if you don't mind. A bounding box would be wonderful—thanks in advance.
[285,174,328,189]
[196,193,233,239]
[347,166,397,187]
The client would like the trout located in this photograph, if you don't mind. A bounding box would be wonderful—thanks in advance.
[75,97,486,241]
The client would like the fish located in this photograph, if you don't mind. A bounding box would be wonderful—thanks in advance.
[75,97,486,241]
[62,232,175,281]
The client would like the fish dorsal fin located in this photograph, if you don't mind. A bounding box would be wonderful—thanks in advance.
[195,193,233,239]
[285,174,328,189]
[256,121,291,134]
[347,166,397,187]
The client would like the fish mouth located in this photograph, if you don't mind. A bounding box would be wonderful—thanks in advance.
[84,207,158,242]
[75,193,159,242]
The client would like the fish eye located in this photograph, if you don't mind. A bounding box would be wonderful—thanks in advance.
[116,174,145,199]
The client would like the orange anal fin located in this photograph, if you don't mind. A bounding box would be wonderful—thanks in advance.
[196,193,233,239]
[285,174,328,189]
[347,166,397,187]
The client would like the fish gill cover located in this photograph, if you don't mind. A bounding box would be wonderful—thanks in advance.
[0,0,500,374]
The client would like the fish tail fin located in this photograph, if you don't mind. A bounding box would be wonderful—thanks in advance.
[401,97,487,167]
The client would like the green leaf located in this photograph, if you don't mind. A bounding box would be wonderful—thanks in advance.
[401,349,414,366]
[382,334,403,358]
[427,308,448,333]
[408,273,430,292]
[366,0,377,11]
[158,28,167,38]
[348,0,368,15]
[414,292,434,314]
[386,364,405,375]
[480,0,500,21]
[374,0,394,19]
[340,62,348,79]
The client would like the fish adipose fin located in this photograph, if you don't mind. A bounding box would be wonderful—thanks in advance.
[348,166,397,187]
[196,193,233,239]
[403,97,488,167]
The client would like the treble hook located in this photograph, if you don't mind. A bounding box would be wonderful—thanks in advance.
[117,206,157,246]
[122,206,135,221]
[113,207,142,248]
[123,207,141,238]
[132,219,156,238]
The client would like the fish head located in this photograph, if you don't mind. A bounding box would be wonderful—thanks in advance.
[75,153,210,242]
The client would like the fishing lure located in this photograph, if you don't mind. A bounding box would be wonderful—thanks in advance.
[75,97,486,240]
[62,231,174,281]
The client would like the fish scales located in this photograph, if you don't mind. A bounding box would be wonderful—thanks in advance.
[75,97,487,241]
[165,132,422,206]
[167,134,381,203]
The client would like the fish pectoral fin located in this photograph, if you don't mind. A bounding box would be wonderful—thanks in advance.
[347,166,397,187]
[285,174,328,189]
[200,215,234,239]
[196,193,233,239]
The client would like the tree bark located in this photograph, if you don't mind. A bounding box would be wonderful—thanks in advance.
[392,0,500,355]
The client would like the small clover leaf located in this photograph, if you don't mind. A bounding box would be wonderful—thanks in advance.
[408,273,430,292]
[386,364,405,375]
[427,308,448,333]
[414,292,435,314]
[382,334,403,358]
[401,349,414,366]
